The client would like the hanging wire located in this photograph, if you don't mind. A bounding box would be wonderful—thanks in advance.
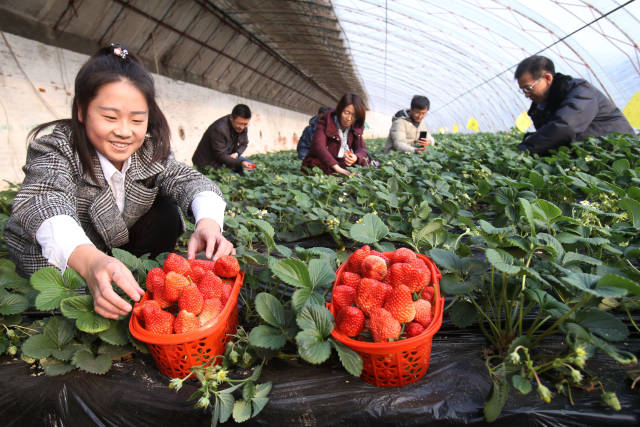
[384,0,388,106]
[432,0,637,113]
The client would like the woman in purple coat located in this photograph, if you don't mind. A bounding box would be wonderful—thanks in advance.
[301,93,370,177]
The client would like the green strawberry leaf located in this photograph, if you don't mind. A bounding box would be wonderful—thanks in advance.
[51,342,81,361]
[242,381,256,401]
[41,358,75,376]
[562,252,602,266]
[296,329,331,364]
[31,268,73,310]
[98,343,132,359]
[59,295,93,319]
[251,397,270,417]
[484,365,509,422]
[330,338,363,377]
[44,316,75,347]
[512,374,532,395]
[63,268,86,290]
[0,270,28,291]
[76,312,111,334]
[271,258,310,288]
[575,308,629,342]
[296,304,333,337]
[99,320,130,346]
[112,248,142,271]
[439,276,477,295]
[254,293,286,328]
[485,249,521,275]
[450,300,477,328]
[21,333,57,359]
[248,325,286,350]
[618,197,640,229]
[597,274,640,297]
[291,288,324,313]
[349,213,389,244]
[71,347,112,375]
[218,393,235,423]
[0,293,28,315]
[308,258,335,291]
[232,400,252,423]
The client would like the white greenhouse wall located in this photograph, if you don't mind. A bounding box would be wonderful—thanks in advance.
[0,33,388,189]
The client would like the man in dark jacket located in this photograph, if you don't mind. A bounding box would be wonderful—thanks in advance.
[297,106,331,160]
[515,55,634,155]
[192,104,253,172]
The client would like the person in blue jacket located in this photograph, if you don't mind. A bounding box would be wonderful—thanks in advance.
[515,55,634,155]
[297,106,331,160]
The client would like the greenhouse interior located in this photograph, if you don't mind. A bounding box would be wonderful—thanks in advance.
[0,0,639,425]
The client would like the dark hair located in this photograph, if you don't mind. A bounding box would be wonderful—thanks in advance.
[335,93,366,129]
[28,44,170,183]
[514,55,555,79]
[410,95,430,110]
[317,106,331,116]
[231,104,252,119]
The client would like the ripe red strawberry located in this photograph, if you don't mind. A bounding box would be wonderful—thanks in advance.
[164,271,190,302]
[145,268,165,294]
[133,299,160,319]
[178,283,204,315]
[335,306,365,337]
[368,250,390,264]
[174,310,200,334]
[414,299,433,328]
[361,255,388,281]
[332,285,356,313]
[198,271,223,299]
[388,261,431,292]
[421,286,435,303]
[390,247,417,264]
[189,258,216,272]
[369,307,401,342]
[356,278,392,316]
[221,283,233,306]
[163,253,192,276]
[347,245,371,274]
[339,271,361,289]
[214,256,240,278]
[384,284,416,323]
[142,305,174,334]
[405,322,425,338]
[199,298,223,326]
[188,265,206,283]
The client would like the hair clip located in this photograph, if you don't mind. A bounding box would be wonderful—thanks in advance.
[110,43,128,60]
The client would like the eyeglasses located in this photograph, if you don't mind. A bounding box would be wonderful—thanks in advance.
[520,76,543,94]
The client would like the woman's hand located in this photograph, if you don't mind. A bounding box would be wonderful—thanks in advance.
[68,244,145,319]
[187,218,236,260]
[344,151,358,166]
[331,164,353,177]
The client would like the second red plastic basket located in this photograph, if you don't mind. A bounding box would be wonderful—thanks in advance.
[129,271,243,379]
[328,253,444,387]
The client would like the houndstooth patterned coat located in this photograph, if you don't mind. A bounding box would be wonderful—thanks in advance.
[4,123,223,276]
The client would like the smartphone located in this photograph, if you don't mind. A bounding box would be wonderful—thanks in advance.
[419,131,427,139]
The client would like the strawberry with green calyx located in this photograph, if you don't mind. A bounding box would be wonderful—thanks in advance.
[338,271,361,289]
[360,254,388,281]
[356,278,392,317]
[346,245,371,274]
[332,285,356,312]
[199,298,223,326]
[198,271,224,299]
[174,310,200,334]
[163,253,192,276]
[414,299,433,328]
[164,271,190,302]
[335,306,365,337]
[384,284,416,323]
[214,255,240,278]
[179,283,204,315]
[369,307,401,342]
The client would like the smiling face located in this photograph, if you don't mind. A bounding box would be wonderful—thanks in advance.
[517,71,553,105]
[79,79,148,170]
[229,115,250,134]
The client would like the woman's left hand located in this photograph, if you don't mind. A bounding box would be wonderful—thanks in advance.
[344,151,358,166]
[187,218,236,260]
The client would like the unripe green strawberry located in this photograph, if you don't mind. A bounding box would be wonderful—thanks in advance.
[405,322,425,338]
[356,278,392,317]
[164,272,190,302]
[360,255,388,281]
[198,271,224,299]
[332,285,356,313]
[369,307,401,342]
[174,310,200,334]
[214,255,240,278]
[338,271,361,289]
[163,253,192,276]
[199,298,223,326]
[384,284,416,323]
[414,299,433,328]
[179,283,204,315]
[335,306,365,337]
[346,245,371,274]
[390,247,417,264]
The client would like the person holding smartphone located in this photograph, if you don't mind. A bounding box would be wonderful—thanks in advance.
[384,95,435,154]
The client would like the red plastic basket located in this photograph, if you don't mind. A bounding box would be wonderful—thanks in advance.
[129,272,243,379]
[328,253,444,387]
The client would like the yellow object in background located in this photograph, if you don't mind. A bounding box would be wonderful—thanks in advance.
[452,123,459,134]
[466,117,479,132]
[438,127,445,134]
[515,111,532,132]
[622,92,640,129]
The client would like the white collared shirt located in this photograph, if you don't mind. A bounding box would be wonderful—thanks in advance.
[334,115,351,158]
[35,153,226,271]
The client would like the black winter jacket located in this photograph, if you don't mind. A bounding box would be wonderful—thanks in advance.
[519,73,634,155]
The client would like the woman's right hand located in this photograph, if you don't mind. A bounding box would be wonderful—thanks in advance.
[332,164,352,177]
[68,244,145,319]
[344,151,358,166]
